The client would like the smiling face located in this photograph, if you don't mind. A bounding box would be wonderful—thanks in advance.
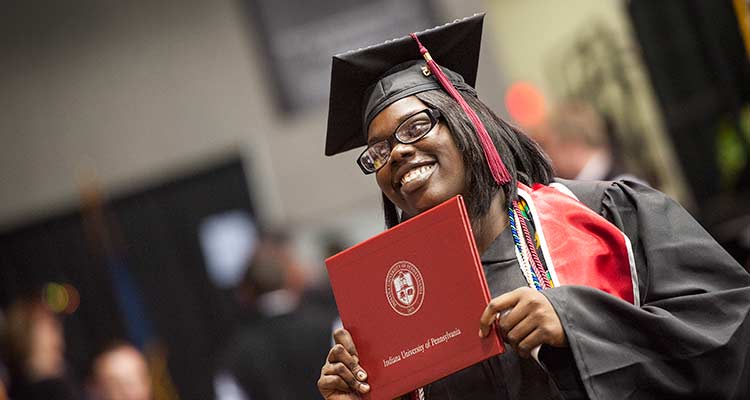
[367,96,467,217]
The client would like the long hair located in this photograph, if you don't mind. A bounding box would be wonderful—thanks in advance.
[382,89,553,228]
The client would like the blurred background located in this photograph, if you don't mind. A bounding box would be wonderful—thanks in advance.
[0,0,748,399]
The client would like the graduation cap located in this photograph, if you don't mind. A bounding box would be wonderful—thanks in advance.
[325,13,510,185]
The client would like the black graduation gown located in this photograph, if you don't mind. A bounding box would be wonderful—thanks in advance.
[423,179,750,399]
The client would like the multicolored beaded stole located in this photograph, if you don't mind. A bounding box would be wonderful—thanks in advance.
[508,198,554,290]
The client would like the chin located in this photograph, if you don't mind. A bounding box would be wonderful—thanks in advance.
[404,192,455,216]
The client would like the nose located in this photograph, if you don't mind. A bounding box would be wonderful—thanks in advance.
[389,141,416,165]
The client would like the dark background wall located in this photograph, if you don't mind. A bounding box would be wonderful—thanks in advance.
[0,158,255,399]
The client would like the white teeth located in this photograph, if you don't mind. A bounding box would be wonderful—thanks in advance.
[400,165,435,186]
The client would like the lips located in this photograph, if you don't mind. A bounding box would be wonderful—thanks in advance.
[401,165,434,186]
[395,162,436,193]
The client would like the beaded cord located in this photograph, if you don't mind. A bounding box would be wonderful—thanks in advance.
[514,201,551,289]
[516,200,554,287]
[516,220,539,290]
[509,199,554,290]
[508,206,541,290]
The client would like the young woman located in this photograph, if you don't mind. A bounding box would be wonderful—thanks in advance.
[318,15,750,399]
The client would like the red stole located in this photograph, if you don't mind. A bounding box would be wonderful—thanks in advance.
[517,183,639,306]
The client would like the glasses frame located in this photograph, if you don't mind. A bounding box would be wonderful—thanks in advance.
[357,108,442,174]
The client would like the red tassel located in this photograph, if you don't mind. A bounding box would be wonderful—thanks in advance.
[409,33,511,185]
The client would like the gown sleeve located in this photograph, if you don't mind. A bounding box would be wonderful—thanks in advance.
[541,179,750,399]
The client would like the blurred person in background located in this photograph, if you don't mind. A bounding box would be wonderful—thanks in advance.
[0,294,79,400]
[216,231,335,400]
[527,101,639,182]
[88,341,152,400]
[303,231,348,321]
[229,230,308,325]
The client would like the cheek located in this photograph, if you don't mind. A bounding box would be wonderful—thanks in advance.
[443,145,467,180]
[451,160,468,192]
[375,172,389,193]
[375,171,401,205]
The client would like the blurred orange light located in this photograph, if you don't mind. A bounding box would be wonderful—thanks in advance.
[42,282,81,314]
[63,283,80,314]
[504,81,546,127]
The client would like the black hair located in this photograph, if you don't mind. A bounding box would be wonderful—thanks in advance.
[381,89,553,228]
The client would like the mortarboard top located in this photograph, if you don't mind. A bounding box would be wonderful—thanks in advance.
[325,13,485,156]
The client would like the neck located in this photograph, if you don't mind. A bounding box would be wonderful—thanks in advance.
[472,191,508,255]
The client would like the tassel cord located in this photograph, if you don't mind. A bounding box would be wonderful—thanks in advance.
[409,33,511,186]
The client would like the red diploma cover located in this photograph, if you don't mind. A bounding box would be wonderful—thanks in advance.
[326,195,504,400]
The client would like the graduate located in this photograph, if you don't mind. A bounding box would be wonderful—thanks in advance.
[317,14,750,399]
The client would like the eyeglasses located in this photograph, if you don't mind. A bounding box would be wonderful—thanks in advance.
[357,108,441,174]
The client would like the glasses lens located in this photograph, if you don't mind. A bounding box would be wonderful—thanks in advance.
[396,110,435,143]
[357,109,437,174]
[359,140,391,173]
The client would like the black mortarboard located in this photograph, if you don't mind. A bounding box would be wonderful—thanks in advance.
[325,14,485,157]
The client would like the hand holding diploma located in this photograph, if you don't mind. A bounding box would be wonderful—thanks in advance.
[479,287,568,359]
[318,328,370,399]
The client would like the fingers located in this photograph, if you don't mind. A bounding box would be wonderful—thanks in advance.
[479,287,528,337]
[496,289,545,337]
[321,362,370,393]
[486,288,568,356]
[331,329,368,382]
[502,314,537,356]
[318,328,370,396]
[327,344,368,381]
[515,328,544,358]
[333,329,359,359]
[317,373,351,393]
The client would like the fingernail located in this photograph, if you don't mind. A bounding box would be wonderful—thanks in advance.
[359,383,370,392]
[357,370,367,380]
[478,329,485,338]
